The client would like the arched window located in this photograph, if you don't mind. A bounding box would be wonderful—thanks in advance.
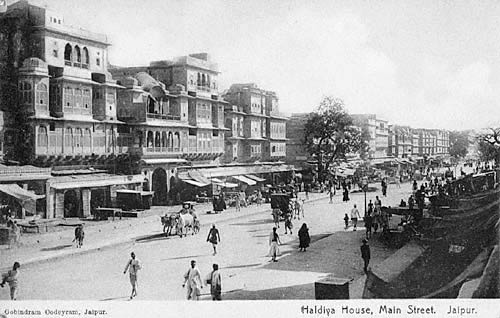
[64,86,73,107]
[167,132,173,150]
[74,88,82,107]
[83,128,91,150]
[64,43,72,63]
[37,126,48,148]
[74,45,81,64]
[174,132,180,150]
[206,74,210,87]
[36,83,48,106]
[137,131,143,147]
[147,131,153,148]
[147,96,155,114]
[64,127,73,152]
[19,81,32,104]
[82,47,89,66]
[201,74,206,87]
[161,132,167,148]
[197,73,201,86]
[106,128,115,152]
[74,128,82,150]
[155,131,161,148]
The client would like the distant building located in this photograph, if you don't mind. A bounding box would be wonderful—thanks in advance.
[351,114,389,159]
[222,83,287,163]
[285,113,309,166]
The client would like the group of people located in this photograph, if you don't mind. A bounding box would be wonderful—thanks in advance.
[182,260,222,301]
[268,223,311,262]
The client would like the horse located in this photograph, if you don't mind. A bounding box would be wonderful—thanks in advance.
[271,208,281,228]
[161,214,178,236]
[176,213,200,237]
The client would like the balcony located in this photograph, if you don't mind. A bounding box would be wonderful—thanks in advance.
[146,113,181,121]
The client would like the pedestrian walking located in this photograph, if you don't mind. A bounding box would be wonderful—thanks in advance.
[412,180,418,192]
[8,221,20,249]
[268,227,281,262]
[329,186,334,203]
[360,239,371,273]
[368,200,374,215]
[73,224,84,248]
[123,252,141,300]
[343,213,349,229]
[206,224,221,255]
[304,183,309,200]
[256,190,263,206]
[235,194,241,212]
[381,179,387,197]
[298,223,310,252]
[350,204,361,231]
[284,212,293,234]
[205,263,222,301]
[182,260,203,300]
[1,262,20,300]
[364,213,372,239]
[342,187,350,202]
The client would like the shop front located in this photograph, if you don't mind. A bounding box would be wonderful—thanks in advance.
[47,174,145,219]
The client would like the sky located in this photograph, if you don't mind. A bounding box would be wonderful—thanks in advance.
[19,0,500,130]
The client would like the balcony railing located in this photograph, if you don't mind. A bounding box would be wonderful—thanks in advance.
[146,113,181,121]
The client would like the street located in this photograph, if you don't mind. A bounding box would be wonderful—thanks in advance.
[1,183,412,300]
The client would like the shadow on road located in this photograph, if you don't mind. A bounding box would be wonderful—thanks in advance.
[222,282,315,300]
[230,218,275,227]
[101,296,131,301]
[221,263,262,270]
[40,244,73,251]
[161,254,207,261]
[135,233,170,243]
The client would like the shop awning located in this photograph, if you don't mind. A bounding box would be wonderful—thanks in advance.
[183,179,210,187]
[140,158,188,165]
[188,170,211,184]
[212,181,238,188]
[116,190,155,196]
[232,175,257,185]
[245,174,266,182]
[50,174,145,190]
[0,184,44,216]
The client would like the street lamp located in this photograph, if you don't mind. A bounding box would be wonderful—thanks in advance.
[362,176,369,217]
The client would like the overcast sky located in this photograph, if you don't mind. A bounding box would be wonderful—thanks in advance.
[25,0,500,130]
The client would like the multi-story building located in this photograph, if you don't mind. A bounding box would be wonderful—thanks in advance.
[109,53,227,204]
[390,125,413,158]
[0,1,145,219]
[285,113,310,166]
[351,114,389,159]
[222,83,287,163]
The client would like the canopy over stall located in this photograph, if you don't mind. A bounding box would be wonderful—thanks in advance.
[0,184,44,216]
[245,174,266,182]
[232,175,257,185]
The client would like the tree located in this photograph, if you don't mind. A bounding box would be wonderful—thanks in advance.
[477,127,500,166]
[303,96,366,182]
[449,130,470,163]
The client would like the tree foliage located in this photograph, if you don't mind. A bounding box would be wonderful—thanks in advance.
[477,127,500,165]
[449,130,470,161]
[303,96,366,181]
